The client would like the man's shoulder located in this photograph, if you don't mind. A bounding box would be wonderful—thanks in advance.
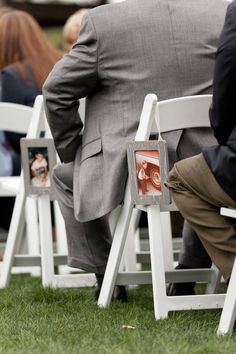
[88,0,149,25]
[85,0,163,40]
[87,0,227,27]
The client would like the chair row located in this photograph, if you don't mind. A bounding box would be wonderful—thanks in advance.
[0,94,235,335]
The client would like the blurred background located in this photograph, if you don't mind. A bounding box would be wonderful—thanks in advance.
[0,0,123,49]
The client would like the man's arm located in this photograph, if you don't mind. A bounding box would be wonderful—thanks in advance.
[209,1,236,145]
[43,12,99,162]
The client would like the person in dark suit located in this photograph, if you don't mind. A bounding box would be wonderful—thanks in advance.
[166,0,236,283]
[43,0,228,299]
[0,10,62,230]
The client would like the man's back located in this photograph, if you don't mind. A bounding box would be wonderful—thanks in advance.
[42,0,229,281]
[89,0,226,100]
[83,0,227,150]
[44,0,228,221]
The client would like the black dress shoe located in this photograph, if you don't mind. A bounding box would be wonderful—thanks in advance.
[95,273,127,302]
[112,285,127,302]
[94,285,127,302]
[166,264,195,296]
[166,282,195,296]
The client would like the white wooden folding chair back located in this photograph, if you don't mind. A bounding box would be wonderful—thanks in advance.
[156,95,212,133]
[217,207,236,335]
[0,97,46,286]
[98,94,225,319]
[128,96,215,272]
[0,102,42,276]
[0,103,32,196]
[0,95,96,288]
[0,103,32,132]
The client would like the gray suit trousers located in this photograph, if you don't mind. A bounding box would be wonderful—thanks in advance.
[52,162,112,274]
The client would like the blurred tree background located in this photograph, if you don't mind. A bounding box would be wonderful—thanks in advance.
[44,26,63,50]
[1,0,108,50]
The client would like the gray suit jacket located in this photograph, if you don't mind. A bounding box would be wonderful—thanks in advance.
[43,0,227,222]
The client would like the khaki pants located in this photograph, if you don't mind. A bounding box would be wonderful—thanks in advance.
[166,153,236,281]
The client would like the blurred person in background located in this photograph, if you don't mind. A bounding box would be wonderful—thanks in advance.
[0,6,14,179]
[0,6,12,100]
[0,7,13,174]
[0,10,62,231]
[63,9,88,52]
[0,6,17,232]
[0,10,62,153]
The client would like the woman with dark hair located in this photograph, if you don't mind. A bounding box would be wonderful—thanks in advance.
[0,10,62,230]
[0,10,62,154]
[0,6,12,101]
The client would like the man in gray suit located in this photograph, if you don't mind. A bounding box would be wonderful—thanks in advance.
[43,0,227,298]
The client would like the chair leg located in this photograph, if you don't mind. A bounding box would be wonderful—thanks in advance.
[160,211,174,271]
[0,186,26,288]
[123,209,139,272]
[147,205,169,319]
[25,197,41,276]
[98,186,133,307]
[54,201,72,275]
[217,258,236,335]
[205,264,221,294]
[38,194,55,287]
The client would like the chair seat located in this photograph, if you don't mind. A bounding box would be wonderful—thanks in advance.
[0,177,20,196]
[220,207,236,218]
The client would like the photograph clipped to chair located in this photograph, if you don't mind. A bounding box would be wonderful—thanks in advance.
[127,137,171,206]
[20,138,57,198]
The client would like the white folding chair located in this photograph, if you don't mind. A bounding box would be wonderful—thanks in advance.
[0,95,97,288]
[39,96,130,287]
[217,207,236,335]
[0,102,41,276]
[98,94,225,319]
[0,96,48,286]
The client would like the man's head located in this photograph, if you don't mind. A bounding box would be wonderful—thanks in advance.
[35,152,44,162]
[33,148,45,162]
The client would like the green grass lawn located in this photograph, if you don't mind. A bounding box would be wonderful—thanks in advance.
[0,275,235,354]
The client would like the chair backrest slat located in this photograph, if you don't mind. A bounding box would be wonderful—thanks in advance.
[156,94,212,133]
[0,103,33,134]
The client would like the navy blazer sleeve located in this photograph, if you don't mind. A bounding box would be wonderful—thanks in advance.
[209,1,236,145]
[1,66,41,154]
[1,69,25,154]
[1,69,25,105]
